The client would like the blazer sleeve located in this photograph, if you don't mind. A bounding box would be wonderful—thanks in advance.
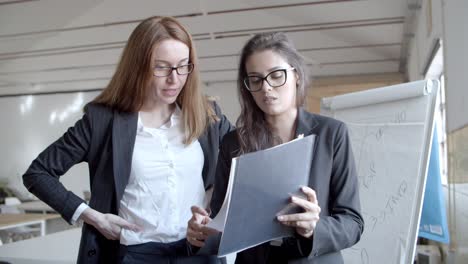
[23,107,93,223]
[187,136,234,256]
[187,108,233,256]
[304,122,364,257]
[210,135,233,217]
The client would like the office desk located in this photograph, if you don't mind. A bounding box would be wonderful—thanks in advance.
[0,213,60,236]
[0,226,238,264]
[17,200,55,214]
[0,228,81,264]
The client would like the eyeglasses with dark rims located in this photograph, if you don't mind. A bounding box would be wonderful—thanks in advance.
[153,63,194,77]
[243,67,295,92]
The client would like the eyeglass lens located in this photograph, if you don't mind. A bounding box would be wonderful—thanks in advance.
[245,69,287,91]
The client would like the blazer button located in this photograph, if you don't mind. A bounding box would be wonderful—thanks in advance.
[88,249,96,257]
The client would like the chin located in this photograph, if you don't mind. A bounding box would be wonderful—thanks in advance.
[260,105,283,116]
[156,92,180,105]
[161,97,178,105]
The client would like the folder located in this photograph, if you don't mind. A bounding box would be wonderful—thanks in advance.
[206,134,316,256]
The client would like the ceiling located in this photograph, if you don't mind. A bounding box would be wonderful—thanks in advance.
[0,0,418,96]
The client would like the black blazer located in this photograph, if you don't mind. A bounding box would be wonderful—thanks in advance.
[210,109,364,264]
[23,102,233,264]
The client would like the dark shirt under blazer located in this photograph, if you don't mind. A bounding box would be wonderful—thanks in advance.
[23,102,233,264]
[210,108,364,264]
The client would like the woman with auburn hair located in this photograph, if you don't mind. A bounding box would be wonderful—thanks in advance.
[188,32,363,263]
[23,16,232,264]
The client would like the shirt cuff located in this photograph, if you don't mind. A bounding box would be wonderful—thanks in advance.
[71,203,90,225]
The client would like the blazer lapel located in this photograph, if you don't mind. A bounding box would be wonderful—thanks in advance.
[295,108,319,137]
[112,110,138,206]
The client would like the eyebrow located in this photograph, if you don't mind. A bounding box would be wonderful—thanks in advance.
[154,58,190,65]
[247,66,289,75]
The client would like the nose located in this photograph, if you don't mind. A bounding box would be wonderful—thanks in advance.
[260,79,273,92]
[166,69,178,83]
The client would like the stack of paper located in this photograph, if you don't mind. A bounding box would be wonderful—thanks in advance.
[206,134,316,256]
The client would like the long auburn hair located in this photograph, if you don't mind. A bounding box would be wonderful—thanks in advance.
[92,16,215,144]
[236,32,309,154]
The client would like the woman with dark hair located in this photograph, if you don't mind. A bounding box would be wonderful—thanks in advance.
[188,32,363,263]
[23,16,232,264]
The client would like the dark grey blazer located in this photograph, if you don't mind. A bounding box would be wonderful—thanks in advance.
[23,102,233,264]
[210,108,364,264]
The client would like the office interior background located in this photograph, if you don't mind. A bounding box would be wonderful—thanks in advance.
[0,0,467,263]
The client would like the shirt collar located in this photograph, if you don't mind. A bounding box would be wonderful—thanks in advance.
[161,104,181,129]
[137,104,182,132]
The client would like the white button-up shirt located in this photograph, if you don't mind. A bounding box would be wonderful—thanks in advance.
[119,106,206,245]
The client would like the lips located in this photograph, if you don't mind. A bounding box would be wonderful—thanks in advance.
[263,95,278,104]
[162,88,179,97]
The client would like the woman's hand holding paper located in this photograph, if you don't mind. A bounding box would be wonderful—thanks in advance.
[276,186,321,238]
[187,206,219,247]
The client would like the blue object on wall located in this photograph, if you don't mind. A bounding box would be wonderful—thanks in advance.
[419,126,450,243]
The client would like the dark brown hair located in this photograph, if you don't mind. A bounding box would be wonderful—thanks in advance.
[236,32,309,153]
[93,16,215,144]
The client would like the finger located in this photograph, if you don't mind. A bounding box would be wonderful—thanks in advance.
[205,207,212,216]
[201,216,212,225]
[296,227,315,238]
[300,186,317,203]
[277,212,318,222]
[187,236,205,247]
[111,225,122,240]
[105,226,120,240]
[187,228,209,241]
[278,220,296,228]
[279,219,316,231]
[120,221,142,232]
[101,230,113,240]
[112,216,142,232]
[104,233,116,240]
[290,196,321,212]
[191,206,209,216]
[187,220,219,239]
[295,220,317,230]
[200,225,221,236]
[188,217,207,232]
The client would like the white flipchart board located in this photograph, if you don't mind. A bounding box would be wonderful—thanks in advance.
[320,80,439,264]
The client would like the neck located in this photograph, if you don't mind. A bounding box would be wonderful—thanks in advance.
[265,107,298,143]
[140,101,176,128]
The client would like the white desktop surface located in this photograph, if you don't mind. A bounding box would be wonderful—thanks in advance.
[0,213,61,236]
[0,227,238,264]
[16,200,54,213]
[0,227,81,264]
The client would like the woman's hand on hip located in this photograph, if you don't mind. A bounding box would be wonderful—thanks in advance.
[80,207,141,240]
[277,186,321,238]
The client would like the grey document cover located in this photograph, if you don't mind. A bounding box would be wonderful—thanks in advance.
[207,134,316,256]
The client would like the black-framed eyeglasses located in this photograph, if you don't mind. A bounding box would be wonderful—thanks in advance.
[243,67,295,92]
[153,63,194,77]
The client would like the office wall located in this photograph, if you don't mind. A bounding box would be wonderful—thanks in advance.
[407,0,468,132]
[439,5,468,263]
[203,82,240,124]
[406,1,468,263]
[307,73,404,113]
[0,92,98,200]
[407,0,444,81]
[443,0,468,132]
